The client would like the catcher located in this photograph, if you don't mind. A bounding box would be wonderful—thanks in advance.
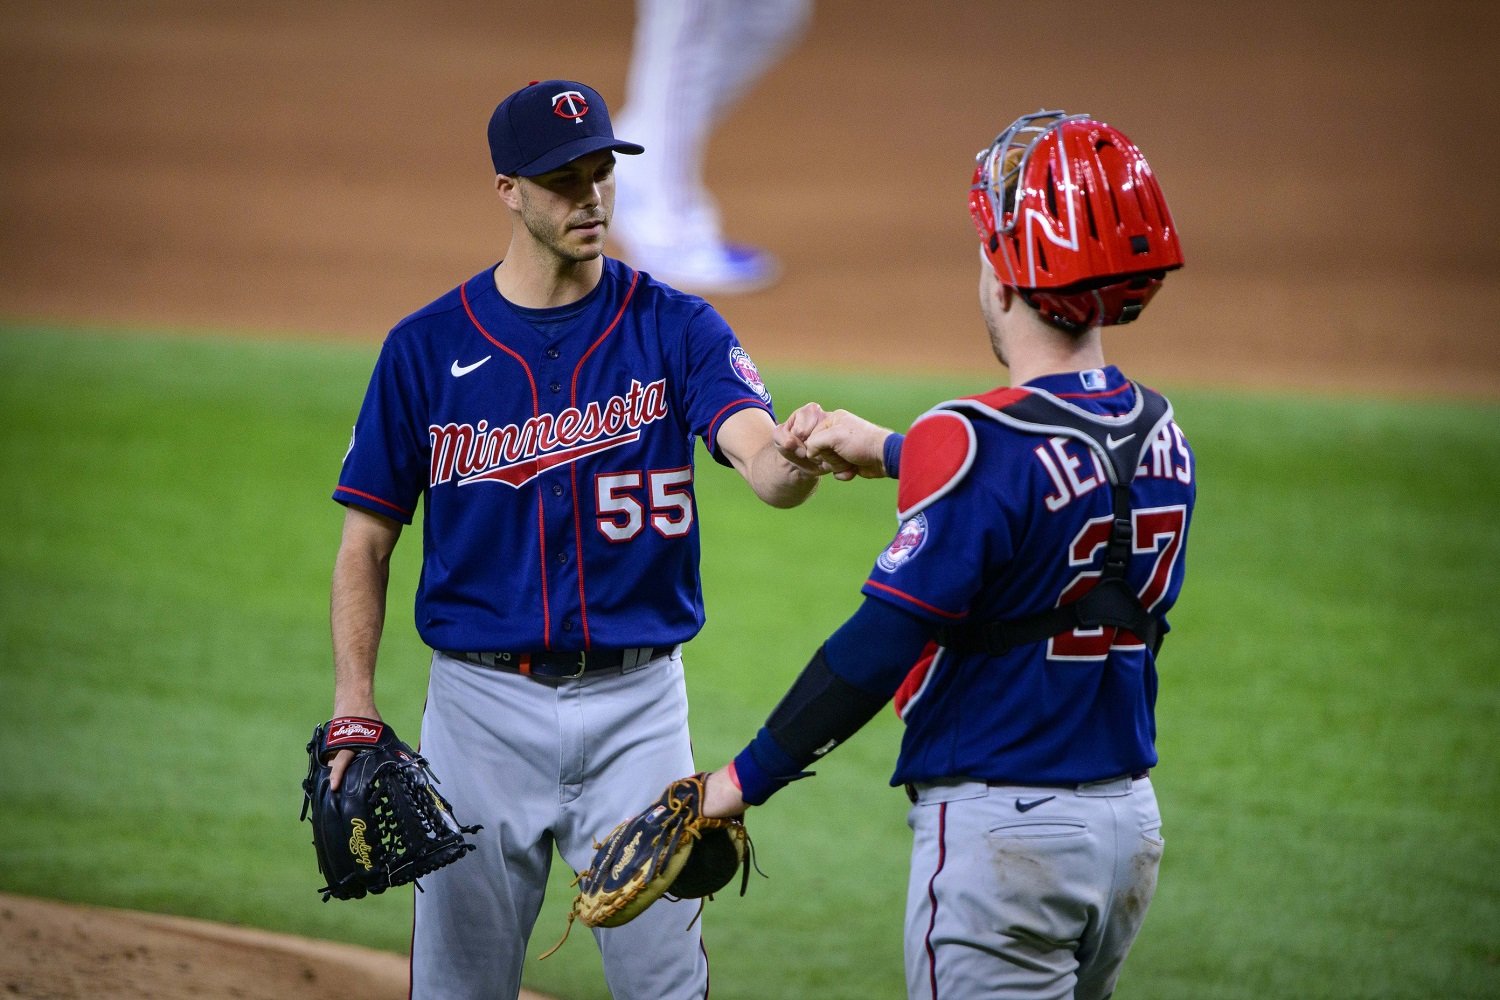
[301,716,479,901]
[611,110,1196,1000]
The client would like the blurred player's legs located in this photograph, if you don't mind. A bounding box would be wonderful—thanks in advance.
[613,0,811,293]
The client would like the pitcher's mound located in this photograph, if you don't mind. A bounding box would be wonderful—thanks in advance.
[0,893,553,1000]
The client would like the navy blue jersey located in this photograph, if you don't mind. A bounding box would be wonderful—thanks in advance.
[865,366,1196,785]
[334,257,775,652]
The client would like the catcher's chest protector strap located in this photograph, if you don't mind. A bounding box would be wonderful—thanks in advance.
[934,384,1172,657]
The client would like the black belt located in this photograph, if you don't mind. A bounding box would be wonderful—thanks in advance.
[441,646,677,680]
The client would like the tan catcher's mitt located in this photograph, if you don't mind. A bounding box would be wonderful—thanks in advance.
[543,773,752,956]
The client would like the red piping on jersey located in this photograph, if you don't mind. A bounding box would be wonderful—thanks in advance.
[535,489,551,648]
[461,278,551,647]
[463,279,541,415]
[864,580,966,620]
[569,462,589,648]
[334,485,411,518]
[572,268,640,390]
[705,398,770,454]
[962,386,1030,409]
[922,802,948,999]
[1054,380,1133,401]
[565,268,640,648]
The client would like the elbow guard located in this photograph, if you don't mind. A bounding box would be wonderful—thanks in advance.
[734,644,888,805]
[766,644,887,762]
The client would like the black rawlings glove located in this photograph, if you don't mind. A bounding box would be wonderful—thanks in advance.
[300,717,480,901]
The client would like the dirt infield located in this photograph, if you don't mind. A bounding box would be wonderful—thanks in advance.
[0,3,1495,998]
[0,893,554,1000]
[2,2,1496,397]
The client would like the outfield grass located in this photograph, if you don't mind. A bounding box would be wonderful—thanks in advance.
[1,325,1497,999]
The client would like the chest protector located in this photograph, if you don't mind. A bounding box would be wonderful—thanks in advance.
[933,383,1173,657]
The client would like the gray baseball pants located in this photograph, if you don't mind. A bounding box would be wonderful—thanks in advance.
[905,774,1163,999]
[410,648,708,1000]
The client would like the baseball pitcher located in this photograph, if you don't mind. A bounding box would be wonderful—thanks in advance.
[319,79,848,1000]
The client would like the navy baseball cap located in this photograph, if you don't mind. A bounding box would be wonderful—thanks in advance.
[487,79,644,176]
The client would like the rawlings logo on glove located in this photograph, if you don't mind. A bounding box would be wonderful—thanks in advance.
[327,719,383,746]
[300,717,481,901]
[349,818,375,871]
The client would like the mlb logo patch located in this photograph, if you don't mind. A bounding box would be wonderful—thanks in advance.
[729,346,771,403]
[877,513,929,572]
[1080,368,1108,392]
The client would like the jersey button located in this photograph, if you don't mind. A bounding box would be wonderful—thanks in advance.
[546,347,560,359]
[556,550,568,563]
[561,618,574,632]
[550,382,562,394]
[551,483,564,496]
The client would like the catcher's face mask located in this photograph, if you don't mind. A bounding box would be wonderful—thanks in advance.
[968,109,1184,331]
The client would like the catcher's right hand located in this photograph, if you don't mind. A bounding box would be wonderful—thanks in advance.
[804,409,896,480]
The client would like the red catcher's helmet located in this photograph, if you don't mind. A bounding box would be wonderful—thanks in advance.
[969,110,1183,332]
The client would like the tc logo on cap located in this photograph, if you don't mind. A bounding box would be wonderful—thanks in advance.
[552,91,589,123]
[488,79,642,176]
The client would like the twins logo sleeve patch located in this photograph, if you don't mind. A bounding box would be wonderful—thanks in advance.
[877,512,930,572]
[728,346,770,403]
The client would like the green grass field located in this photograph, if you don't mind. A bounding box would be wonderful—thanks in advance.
[2,325,1497,999]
